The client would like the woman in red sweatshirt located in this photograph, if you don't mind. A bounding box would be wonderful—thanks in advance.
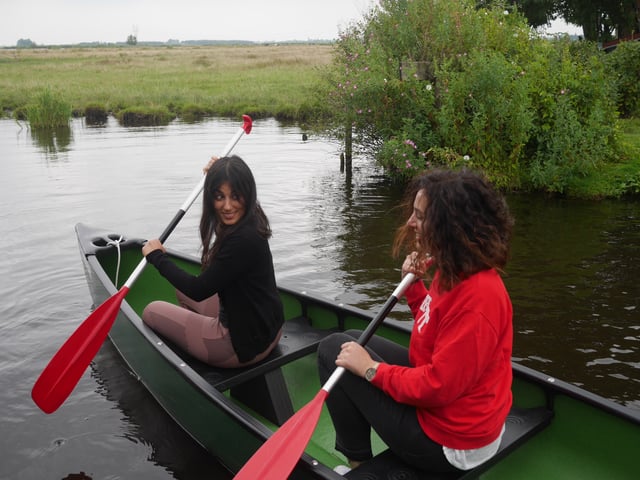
[317,168,514,475]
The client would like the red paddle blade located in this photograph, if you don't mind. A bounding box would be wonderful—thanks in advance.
[32,287,129,414]
[234,389,329,480]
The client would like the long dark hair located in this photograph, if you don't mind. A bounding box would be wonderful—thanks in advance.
[200,155,271,267]
[393,168,514,291]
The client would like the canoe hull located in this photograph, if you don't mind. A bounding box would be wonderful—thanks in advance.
[75,223,640,479]
[77,224,346,478]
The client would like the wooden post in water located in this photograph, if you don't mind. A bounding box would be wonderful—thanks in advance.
[343,122,352,176]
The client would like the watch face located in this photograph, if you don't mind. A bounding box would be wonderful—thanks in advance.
[365,367,376,381]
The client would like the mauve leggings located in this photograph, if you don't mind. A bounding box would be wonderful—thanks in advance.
[142,290,281,368]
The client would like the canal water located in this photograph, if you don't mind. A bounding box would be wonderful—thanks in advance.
[1,117,638,480]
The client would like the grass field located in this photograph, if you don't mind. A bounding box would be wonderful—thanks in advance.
[0,44,335,121]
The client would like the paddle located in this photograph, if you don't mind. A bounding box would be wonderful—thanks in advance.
[233,272,416,480]
[32,115,253,414]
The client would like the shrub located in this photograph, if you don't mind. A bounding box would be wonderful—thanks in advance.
[437,50,533,188]
[606,40,640,118]
[320,0,623,192]
[526,39,618,192]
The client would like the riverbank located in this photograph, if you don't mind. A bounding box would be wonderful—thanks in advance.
[0,44,334,122]
[2,44,639,198]
[566,117,640,198]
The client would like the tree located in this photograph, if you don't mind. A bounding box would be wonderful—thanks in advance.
[560,0,640,41]
[478,0,560,28]
[481,0,639,42]
[16,38,37,48]
[127,25,139,45]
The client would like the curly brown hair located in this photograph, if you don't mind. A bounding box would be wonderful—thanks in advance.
[393,168,514,291]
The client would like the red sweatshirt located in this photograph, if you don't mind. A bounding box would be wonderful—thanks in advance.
[372,269,513,449]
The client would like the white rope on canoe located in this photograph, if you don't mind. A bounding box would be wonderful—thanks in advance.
[106,235,124,288]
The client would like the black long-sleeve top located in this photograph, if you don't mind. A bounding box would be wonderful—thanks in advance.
[145,222,284,362]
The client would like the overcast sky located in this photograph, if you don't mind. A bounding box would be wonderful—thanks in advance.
[2,1,581,48]
[1,0,378,46]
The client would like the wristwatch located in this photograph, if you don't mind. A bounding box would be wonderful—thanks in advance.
[365,363,379,382]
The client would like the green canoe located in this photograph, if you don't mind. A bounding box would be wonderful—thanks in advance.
[75,223,640,479]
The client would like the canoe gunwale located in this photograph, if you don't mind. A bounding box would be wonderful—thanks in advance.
[510,361,640,425]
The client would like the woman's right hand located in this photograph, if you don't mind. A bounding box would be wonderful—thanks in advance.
[202,156,219,174]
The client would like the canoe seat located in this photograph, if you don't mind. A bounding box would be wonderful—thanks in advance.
[189,316,333,426]
[345,406,554,480]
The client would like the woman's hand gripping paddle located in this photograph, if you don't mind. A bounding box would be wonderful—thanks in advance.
[233,273,416,480]
[31,115,253,414]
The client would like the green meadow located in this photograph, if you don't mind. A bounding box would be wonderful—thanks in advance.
[0,44,335,123]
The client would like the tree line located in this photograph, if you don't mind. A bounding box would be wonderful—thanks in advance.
[483,0,640,43]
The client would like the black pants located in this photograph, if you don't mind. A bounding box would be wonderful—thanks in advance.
[317,330,461,474]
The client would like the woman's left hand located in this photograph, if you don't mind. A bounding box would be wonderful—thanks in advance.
[335,341,376,378]
[142,238,165,257]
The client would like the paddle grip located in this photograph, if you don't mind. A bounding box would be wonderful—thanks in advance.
[356,272,416,346]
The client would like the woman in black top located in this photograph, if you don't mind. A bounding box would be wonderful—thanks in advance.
[141,155,284,367]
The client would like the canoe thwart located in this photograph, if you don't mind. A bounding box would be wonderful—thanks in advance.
[345,406,554,480]
[194,316,333,391]
[187,316,334,425]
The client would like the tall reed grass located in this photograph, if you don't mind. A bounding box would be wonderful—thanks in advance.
[25,88,72,128]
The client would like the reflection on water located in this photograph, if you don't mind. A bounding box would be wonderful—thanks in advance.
[0,117,638,480]
[30,124,73,156]
[91,342,231,479]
